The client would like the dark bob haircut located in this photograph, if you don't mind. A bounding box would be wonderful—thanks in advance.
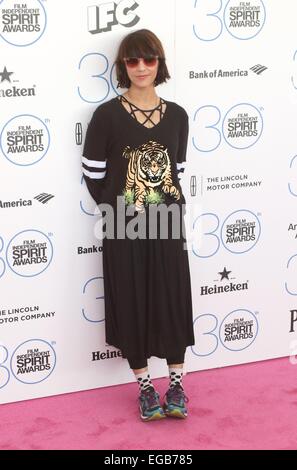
[115,29,171,89]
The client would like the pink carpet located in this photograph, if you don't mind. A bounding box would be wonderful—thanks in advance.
[1,357,296,450]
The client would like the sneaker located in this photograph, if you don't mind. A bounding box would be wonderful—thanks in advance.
[139,386,166,421]
[163,384,189,419]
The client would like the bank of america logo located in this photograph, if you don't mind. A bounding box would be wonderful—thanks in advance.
[250,64,268,75]
[34,193,55,204]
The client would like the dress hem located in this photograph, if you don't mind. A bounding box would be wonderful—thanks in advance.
[105,340,196,361]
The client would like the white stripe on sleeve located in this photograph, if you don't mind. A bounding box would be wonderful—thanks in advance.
[82,156,107,169]
[82,167,106,180]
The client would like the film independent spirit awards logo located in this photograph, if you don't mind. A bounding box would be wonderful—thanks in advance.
[0,114,50,166]
[221,210,261,254]
[10,339,56,384]
[220,310,258,351]
[6,230,53,277]
[0,0,47,46]
[224,0,266,39]
[222,103,263,150]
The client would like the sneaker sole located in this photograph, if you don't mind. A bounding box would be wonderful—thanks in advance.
[164,408,187,419]
[140,408,166,422]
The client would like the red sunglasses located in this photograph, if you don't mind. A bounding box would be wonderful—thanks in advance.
[123,56,160,68]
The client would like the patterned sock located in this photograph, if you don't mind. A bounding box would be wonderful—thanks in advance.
[135,370,155,393]
[169,367,184,390]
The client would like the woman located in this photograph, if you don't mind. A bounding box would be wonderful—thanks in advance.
[82,29,195,421]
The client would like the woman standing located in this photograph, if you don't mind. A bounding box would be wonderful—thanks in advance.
[82,29,195,421]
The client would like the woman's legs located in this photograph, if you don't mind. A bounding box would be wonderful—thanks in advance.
[166,351,185,367]
[133,367,148,374]
[166,350,186,390]
[127,358,155,393]
[164,350,188,418]
[127,350,186,391]
[127,351,188,419]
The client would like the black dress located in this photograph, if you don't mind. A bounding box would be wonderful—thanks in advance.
[82,95,195,362]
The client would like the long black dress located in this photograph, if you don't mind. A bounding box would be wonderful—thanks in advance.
[82,95,195,362]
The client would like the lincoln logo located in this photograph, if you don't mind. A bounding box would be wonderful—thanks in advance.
[190,175,197,197]
[76,123,82,145]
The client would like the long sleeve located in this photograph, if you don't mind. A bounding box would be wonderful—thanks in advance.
[176,109,189,181]
[82,107,109,205]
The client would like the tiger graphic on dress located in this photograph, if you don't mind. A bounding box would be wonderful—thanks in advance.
[123,140,180,213]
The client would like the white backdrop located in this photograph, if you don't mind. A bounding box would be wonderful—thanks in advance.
[1,0,297,405]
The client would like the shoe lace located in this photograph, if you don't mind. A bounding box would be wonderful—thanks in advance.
[165,384,189,405]
[140,387,160,409]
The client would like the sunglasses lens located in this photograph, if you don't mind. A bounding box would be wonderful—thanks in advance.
[125,58,139,67]
[144,57,158,66]
[124,57,159,67]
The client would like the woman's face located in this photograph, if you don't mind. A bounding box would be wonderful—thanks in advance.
[124,56,159,89]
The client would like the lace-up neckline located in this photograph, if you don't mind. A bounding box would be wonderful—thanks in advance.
[117,94,167,130]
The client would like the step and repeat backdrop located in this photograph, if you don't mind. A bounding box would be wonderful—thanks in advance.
[1,0,297,404]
